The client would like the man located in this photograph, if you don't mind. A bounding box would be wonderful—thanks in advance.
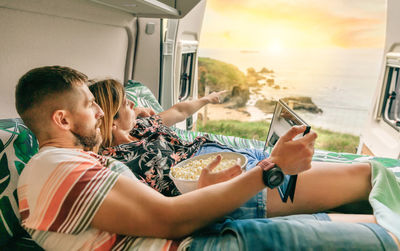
[15,66,398,250]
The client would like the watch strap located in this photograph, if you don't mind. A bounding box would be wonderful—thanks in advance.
[257,159,275,171]
[258,159,284,189]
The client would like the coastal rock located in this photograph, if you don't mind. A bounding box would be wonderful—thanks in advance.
[282,97,323,114]
[223,86,250,108]
[255,96,323,114]
[260,67,274,74]
[255,99,276,113]
[198,57,280,110]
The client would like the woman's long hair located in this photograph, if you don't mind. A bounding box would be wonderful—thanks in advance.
[88,79,124,149]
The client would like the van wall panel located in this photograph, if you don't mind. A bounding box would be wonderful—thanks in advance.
[0,7,130,118]
[132,18,161,100]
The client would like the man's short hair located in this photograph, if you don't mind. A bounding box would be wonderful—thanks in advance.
[15,66,88,136]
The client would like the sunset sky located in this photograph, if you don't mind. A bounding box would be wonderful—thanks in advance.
[200,0,386,50]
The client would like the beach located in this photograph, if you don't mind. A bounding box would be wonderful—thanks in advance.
[198,104,250,122]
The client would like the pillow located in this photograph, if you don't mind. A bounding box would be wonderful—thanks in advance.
[0,119,38,246]
[125,80,164,113]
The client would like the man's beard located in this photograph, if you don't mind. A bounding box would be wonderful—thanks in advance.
[71,121,101,150]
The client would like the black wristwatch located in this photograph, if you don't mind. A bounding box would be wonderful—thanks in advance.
[258,160,285,189]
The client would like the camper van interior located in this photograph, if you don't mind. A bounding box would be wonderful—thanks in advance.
[0,0,400,249]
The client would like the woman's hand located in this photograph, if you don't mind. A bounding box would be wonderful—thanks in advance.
[134,107,156,118]
[197,155,243,188]
[202,90,228,104]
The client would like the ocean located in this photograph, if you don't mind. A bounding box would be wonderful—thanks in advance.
[199,47,385,135]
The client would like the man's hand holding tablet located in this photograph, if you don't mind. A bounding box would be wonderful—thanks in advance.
[264,100,316,202]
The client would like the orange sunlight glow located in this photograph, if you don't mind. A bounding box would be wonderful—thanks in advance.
[200,0,386,50]
[267,39,284,53]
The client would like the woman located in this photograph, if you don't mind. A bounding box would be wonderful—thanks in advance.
[90,79,264,196]
[89,79,378,217]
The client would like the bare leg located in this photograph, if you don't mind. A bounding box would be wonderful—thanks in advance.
[267,162,371,217]
[329,213,376,223]
[329,214,400,249]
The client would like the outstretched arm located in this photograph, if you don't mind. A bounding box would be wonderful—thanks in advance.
[91,126,317,239]
[158,91,227,127]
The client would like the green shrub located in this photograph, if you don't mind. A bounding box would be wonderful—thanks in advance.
[197,120,269,141]
[313,127,359,153]
[197,120,359,153]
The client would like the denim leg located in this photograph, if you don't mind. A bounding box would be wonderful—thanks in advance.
[271,213,332,222]
[224,189,267,220]
[191,214,398,251]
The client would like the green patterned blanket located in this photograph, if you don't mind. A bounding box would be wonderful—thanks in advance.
[1,81,399,249]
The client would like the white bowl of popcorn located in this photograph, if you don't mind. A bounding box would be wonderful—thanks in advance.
[169,152,248,194]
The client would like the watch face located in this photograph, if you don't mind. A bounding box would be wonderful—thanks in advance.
[264,167,284,188]
[269,171,284,187]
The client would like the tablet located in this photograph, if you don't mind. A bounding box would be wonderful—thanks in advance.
[264,99,311,203]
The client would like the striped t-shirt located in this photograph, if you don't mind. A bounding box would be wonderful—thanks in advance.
[17,146,187,251]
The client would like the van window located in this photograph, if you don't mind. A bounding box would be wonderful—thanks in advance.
[179,52,195,101]
[382,58,400,130]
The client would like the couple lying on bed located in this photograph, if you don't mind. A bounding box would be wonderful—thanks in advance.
[90,78,399,248]
[16,66,399,250]
[89,79,374,214]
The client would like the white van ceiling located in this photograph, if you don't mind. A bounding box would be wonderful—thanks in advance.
[91,0,201,18]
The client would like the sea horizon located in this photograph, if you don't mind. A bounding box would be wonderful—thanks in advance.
[198,47,385,135]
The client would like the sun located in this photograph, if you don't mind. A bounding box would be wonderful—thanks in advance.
[267,40,284,53]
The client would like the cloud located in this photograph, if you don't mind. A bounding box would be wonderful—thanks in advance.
[201,0,386,48]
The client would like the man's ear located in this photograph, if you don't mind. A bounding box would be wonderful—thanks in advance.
[52,110,71,131]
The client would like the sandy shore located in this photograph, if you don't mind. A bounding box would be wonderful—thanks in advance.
[198,104,251,121]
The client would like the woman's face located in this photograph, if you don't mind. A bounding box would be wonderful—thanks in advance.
[114,96,137,131]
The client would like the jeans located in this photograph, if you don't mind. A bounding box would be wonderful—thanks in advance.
[191,214,398,251]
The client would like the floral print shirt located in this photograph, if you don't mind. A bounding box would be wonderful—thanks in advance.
[101,115,214,196]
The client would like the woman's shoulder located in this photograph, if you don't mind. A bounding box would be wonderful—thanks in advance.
[136,114,163,126]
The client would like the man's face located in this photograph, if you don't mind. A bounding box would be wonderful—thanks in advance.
[69,84,104,149]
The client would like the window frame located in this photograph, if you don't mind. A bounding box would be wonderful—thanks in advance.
[380,53,400,131]
[178,52,195,101]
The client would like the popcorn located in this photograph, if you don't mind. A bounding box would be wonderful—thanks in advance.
[171,156,238,181]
